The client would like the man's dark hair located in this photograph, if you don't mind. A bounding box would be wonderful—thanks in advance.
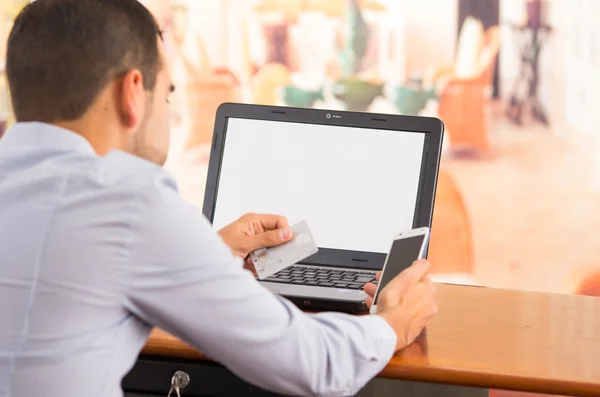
[6,0,162,122]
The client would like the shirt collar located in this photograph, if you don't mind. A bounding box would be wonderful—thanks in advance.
[0,122,96,155]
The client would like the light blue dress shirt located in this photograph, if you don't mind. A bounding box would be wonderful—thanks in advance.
[0,122,396,397]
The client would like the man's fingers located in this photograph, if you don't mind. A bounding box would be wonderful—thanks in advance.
[363,282,378,308]
[249,219,265,234]
[422,275,435,288]
[245,214,290,231]
[244,257,258,276]
[244,228,293,252]
[400,259,430,284]
[363,282,377,298]
[375,271,382,281]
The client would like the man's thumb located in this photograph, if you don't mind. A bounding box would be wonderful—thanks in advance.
[403,260,430,283]
[382,260,430,296]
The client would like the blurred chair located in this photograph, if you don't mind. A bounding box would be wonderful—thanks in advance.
[573,272,600,296]
[433,20,500,155]
[567,267,600,297]
[427,170,474,277]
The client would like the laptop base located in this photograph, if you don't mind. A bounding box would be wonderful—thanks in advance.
[261,281,369,313]
[285,295,368,313]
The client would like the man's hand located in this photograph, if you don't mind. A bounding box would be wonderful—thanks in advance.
[363,260,437,351]
[218,213,293,271]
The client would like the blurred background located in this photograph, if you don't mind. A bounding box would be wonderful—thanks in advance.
[2,0,600,298]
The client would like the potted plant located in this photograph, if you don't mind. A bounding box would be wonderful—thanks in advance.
[330,0,383,111]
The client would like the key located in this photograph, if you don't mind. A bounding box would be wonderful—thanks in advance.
[318,282,334,287]
[167,370,190,397]
[347,283,364,289]
[265,278,288,283]
[356,276,375,283]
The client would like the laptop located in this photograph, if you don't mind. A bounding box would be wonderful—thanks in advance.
[203,103,444,312]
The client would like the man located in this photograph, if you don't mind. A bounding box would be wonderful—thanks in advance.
[0,1,437,396]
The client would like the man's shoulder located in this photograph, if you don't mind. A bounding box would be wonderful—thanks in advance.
[97,150,178,193]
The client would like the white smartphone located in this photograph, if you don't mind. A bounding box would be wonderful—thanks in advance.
[370,227,431,314]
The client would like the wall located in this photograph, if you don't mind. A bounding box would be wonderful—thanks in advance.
[404,0,458,75]
[187,0,456,81]
[187,1,227,66]
[187,0,408,84]
[563,0,600,137]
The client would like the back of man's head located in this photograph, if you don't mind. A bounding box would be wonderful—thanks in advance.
[6,0,162,123]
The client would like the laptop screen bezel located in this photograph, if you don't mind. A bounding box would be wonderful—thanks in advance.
[203,103,444,271]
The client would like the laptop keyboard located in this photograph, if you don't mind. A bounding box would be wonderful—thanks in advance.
[263,265,378,289]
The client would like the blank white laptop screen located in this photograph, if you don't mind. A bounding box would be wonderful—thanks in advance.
[212,118,426,254]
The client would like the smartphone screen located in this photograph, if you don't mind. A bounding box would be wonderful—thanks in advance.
[374,235,427,304]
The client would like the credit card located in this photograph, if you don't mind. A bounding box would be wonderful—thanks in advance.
[251,221,319,280]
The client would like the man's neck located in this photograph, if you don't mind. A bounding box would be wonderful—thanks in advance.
[52,118,123,157]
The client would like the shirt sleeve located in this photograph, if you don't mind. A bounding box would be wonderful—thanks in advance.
[122,176,397,397]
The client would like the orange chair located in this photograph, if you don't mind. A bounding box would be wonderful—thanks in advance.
[183,74,239,149]
[427,170,474,275]
[436,25,500,155]
[565,264,600,297]
[573,272,600,296]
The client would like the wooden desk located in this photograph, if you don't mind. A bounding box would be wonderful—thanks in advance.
[131,284,600,396]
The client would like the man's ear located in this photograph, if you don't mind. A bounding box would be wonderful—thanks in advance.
[119,69,146,129]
